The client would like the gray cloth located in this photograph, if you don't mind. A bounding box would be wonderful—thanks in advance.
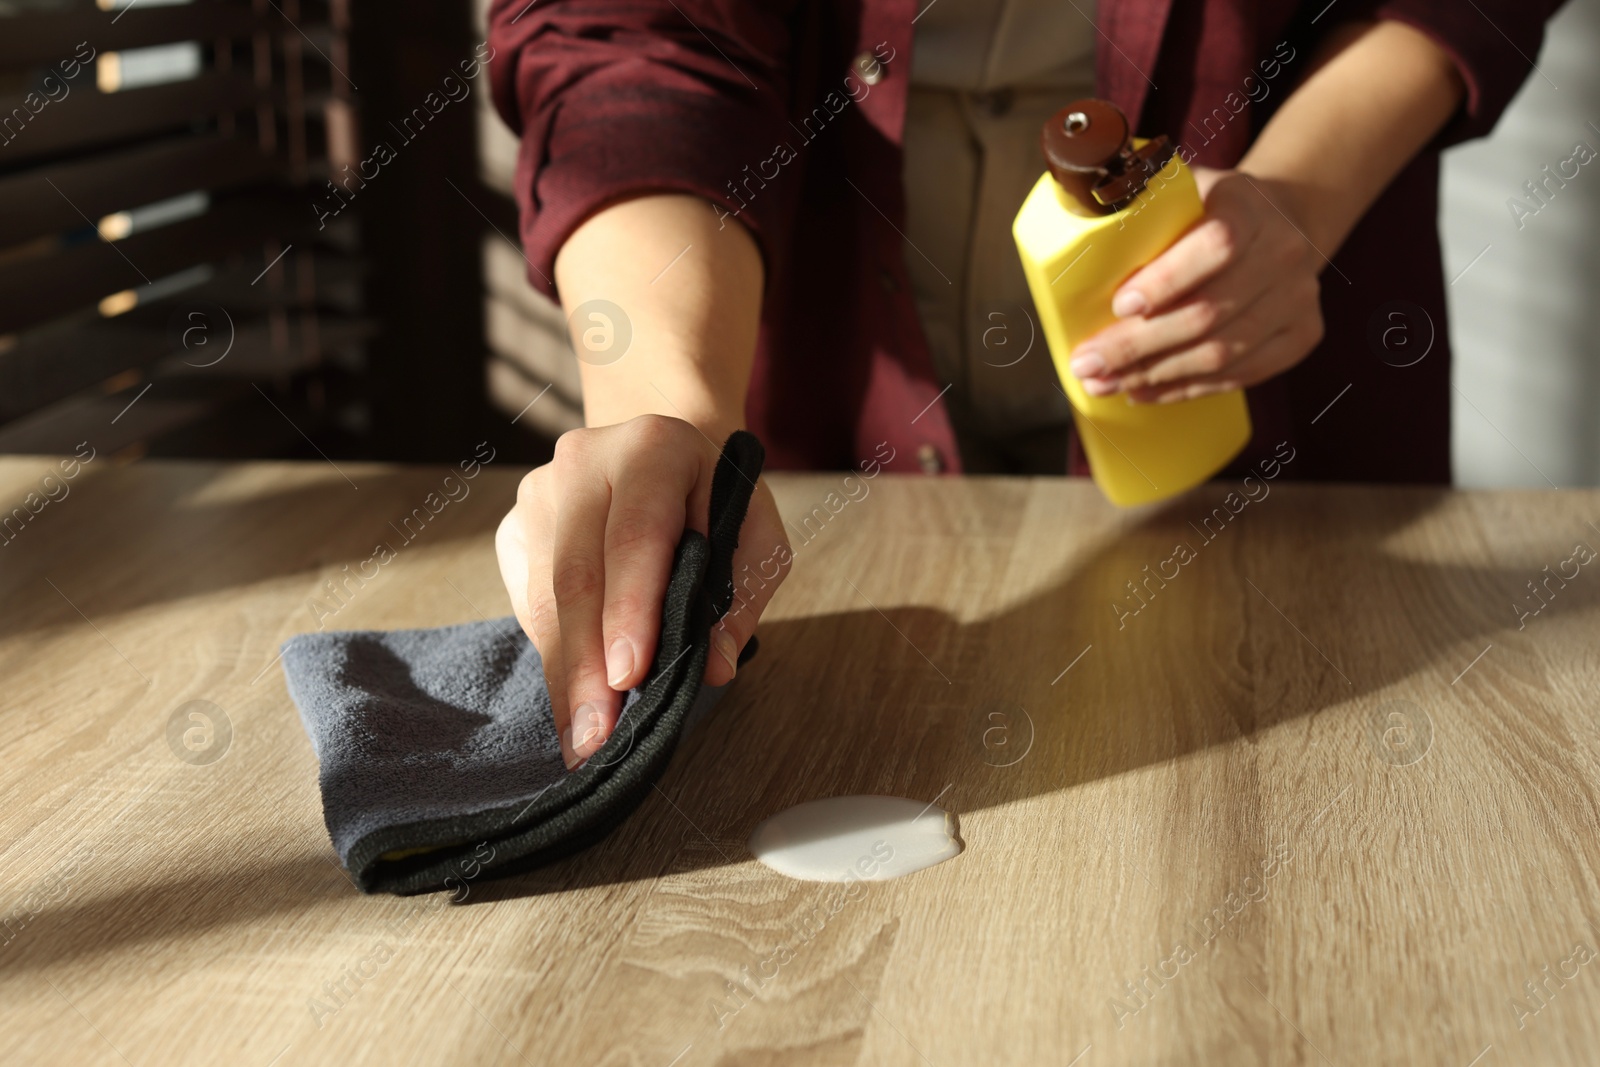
[283,431,764,895]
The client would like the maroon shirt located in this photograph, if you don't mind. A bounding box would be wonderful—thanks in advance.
[488,0,1562,482]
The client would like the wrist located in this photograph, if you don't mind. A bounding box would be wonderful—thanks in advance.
[581,374,745,446]
[1235,165,1353,264]
[1235,19,1465,262]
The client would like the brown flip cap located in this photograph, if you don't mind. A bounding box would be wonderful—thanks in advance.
[1040,99,1177,215]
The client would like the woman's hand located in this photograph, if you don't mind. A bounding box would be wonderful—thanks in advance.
[1067,167,1326,404]
[1064,18,1467,404]
[496,414,790,769]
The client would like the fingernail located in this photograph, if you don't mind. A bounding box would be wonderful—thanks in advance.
[1069,349,1106,378]
[1112,290,1147,318]
[606,636,634,688]
[562,735,584,770]
[712,627,739,678]
[569,701,606,764]
[1083,377,1119,397]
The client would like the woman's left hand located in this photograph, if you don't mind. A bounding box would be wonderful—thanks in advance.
[1067,166,1328,404]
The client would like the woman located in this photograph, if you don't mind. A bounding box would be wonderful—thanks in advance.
[486,0,1561,767]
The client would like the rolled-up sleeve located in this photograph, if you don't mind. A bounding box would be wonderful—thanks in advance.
[487,0,798,298]
[1369,0,1570,146]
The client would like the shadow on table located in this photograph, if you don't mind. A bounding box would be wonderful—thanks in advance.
[10,483,1594,937]
[474,482,1597,899]
[0,851,360,979]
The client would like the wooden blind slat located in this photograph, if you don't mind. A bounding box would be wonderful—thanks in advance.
[0,311,172,422]
[0,71,267,168]
[0,4,274,71]
[0,189,318,335]
[0,134,277,248]
[0,314,372,421]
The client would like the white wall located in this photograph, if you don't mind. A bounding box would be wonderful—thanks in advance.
[1441,0,1600,487]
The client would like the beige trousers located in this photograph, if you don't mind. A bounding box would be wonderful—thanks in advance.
[903,0,1097,473]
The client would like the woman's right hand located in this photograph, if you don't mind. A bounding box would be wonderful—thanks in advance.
[496,413,790,770]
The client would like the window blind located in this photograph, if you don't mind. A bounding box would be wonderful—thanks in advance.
[0,0,367,460]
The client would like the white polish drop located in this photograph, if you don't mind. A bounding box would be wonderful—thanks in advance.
[748,795,963,882]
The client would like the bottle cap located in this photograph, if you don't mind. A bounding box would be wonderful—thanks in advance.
[1040,99,1177,215]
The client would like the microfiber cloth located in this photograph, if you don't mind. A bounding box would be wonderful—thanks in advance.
[282,430,765,895]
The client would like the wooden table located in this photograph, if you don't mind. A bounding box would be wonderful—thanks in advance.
[2,453,1598,1067]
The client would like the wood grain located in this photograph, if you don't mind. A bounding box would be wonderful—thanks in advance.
[1,453,1598,1067]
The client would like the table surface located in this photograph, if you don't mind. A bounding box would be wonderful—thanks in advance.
[2,453,1598,1067]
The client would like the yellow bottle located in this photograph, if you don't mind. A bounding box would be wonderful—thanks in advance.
[1012,99,1250,507]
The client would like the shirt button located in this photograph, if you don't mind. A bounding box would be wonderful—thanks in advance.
[852,51,884,85]
[917,443,943,474]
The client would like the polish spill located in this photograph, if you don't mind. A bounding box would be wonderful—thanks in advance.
[748,795,963,882]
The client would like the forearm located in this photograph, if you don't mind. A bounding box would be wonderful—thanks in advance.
[553,193,763,442]
[1239,19,1465,254]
